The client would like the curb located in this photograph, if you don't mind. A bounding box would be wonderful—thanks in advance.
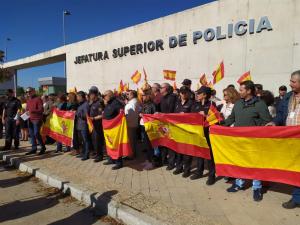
[0,151,163,225]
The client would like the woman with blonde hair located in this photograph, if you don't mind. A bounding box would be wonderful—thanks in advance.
[221,87,240,119]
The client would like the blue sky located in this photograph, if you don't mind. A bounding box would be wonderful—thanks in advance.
[1,0,214,88]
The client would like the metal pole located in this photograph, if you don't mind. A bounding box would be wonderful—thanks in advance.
[13,70,17,97]
[5,40,7,62]
[63,12,66,45]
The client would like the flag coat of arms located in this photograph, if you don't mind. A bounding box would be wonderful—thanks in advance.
[163,70,176,81]
[42,108,75,146]
[102,111,132,159]
[210,125,300,187]
[143,113,210,159]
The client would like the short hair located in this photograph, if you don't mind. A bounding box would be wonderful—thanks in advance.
[162,83,173,94]
[211,89,217,96]
[291,70,300,80]
[227,84,235,89]
[152,83,161,89]
[261,90,275,106]
[129,90,138,98]
[279,85,287,91]
[240,80,256,95]
[223,87,240,103]
[254,84,263,91]
[77,91,86,99]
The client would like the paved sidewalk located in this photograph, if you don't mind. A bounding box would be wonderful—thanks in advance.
[1,140,299,225]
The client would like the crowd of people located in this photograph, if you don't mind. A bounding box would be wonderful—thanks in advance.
[0,70,299,209]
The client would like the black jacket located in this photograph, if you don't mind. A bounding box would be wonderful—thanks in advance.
[4,96,22,118]
[174,99,194,113]
[76,101,89,130]
[160,93,177,113]
[103,97,123,120]
[141,101,156,114]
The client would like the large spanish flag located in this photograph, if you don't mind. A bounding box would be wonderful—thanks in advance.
[143,113,210,159]
[237,71,251,84]
[163,70,176,81]
[42,108,75,146]
[212,61,225,84]
[210,125,300,187]
[102,111,132,159]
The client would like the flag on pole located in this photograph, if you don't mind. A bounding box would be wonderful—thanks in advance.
[41,108,75,146]
[124,83,129,92]
[210,125,300,187]
[237,71,251,84]
[173,81,177,90]
[143,113,210,159]
[86,114,94,133]
[199,74,208,86]
[212,61,225,84]
[143,67,148,82]
[131,70,142,84]
[102,111,132,159]
[205,104,223,127]
[163,70,176,81]
[118,80,125,93]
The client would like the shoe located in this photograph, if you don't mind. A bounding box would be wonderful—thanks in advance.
[123,156,134,160]
[76,155,83,158]
[173,168,183,175]
[38,150,46,155]
[253,189,263,202]
[227,183,244,192]
[94,157,103,163]
[14,146,19,150]
[81,157,89,161]
[190,173,203,180]
[166,165,175,171]
[282,199,300,209]
[55,149,62,153]
[25,150,37,155]
[182,171,190,178]
[206,176,216,186]
[112,164,123,170]
[103,160,114,165]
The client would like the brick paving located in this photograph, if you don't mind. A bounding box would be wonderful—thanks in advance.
[1,139,299,225]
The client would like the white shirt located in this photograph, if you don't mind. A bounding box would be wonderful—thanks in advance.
[125,98,140,128]
[221,103,234,119]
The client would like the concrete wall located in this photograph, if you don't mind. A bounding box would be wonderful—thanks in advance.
[65,0,300,96]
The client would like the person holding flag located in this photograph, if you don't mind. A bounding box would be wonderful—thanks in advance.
[187,86,217,185]
[88,86,105,163]
[221,80,272,201]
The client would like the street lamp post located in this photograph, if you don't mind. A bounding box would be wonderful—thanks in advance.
[5,38,11,62]
[63,10,71,45]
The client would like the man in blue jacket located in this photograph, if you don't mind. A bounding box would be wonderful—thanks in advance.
[267,70,300,209]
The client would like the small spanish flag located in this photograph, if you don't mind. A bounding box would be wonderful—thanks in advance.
[237,71,251,84]
[163,70,176,81]
[210,125,300,187]
[102,111,132,159]
[205,104,223,127]
[212,61,225,84]
[131,70,142,84]
[199,74,208,86]
[118,80,124,94]
[86,114,94,133]
[124,83,129,92]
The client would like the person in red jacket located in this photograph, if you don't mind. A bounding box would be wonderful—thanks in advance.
[25,87,46,155]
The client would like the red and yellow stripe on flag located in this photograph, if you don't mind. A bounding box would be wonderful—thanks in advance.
[237,71,251,84]
[210,125,300,187]
[42,108,75,146]
[199,74,208,86]
[163,70,176,81]
[212,61,225,84]
[143,113,210,159]
[86,114,94,134]
[102,111,132,159]
[205,104,223,127]
[131,70,142,84]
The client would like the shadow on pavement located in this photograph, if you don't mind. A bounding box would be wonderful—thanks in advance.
[0,173,34,188]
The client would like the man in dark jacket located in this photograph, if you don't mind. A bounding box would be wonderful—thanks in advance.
[267,70,300,209]
[102,90,124,170]
[274,85,287,110]
[76,91,90,161]
[2,89,22,150]
[222,80,271,201]
[25,87,46,155]
[159,83,178,169]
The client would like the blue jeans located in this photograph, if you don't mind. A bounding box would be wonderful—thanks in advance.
[28,120,45,151]
[292,187,300,203]
[235,179,262,190]
[79,129,89,158]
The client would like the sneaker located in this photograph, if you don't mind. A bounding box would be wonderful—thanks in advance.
[190,173,203,180]
[206,176,216,186]
[112,164,123,170]
[227,184,244,192]
[282,199,300,209]
[253,189,263,202]
[173,168,183,175]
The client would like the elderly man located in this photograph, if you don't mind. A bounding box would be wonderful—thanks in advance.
[267,70,300,209]
[102,90,124,170]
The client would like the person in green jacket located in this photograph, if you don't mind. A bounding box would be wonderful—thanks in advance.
[221,80,272,202]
